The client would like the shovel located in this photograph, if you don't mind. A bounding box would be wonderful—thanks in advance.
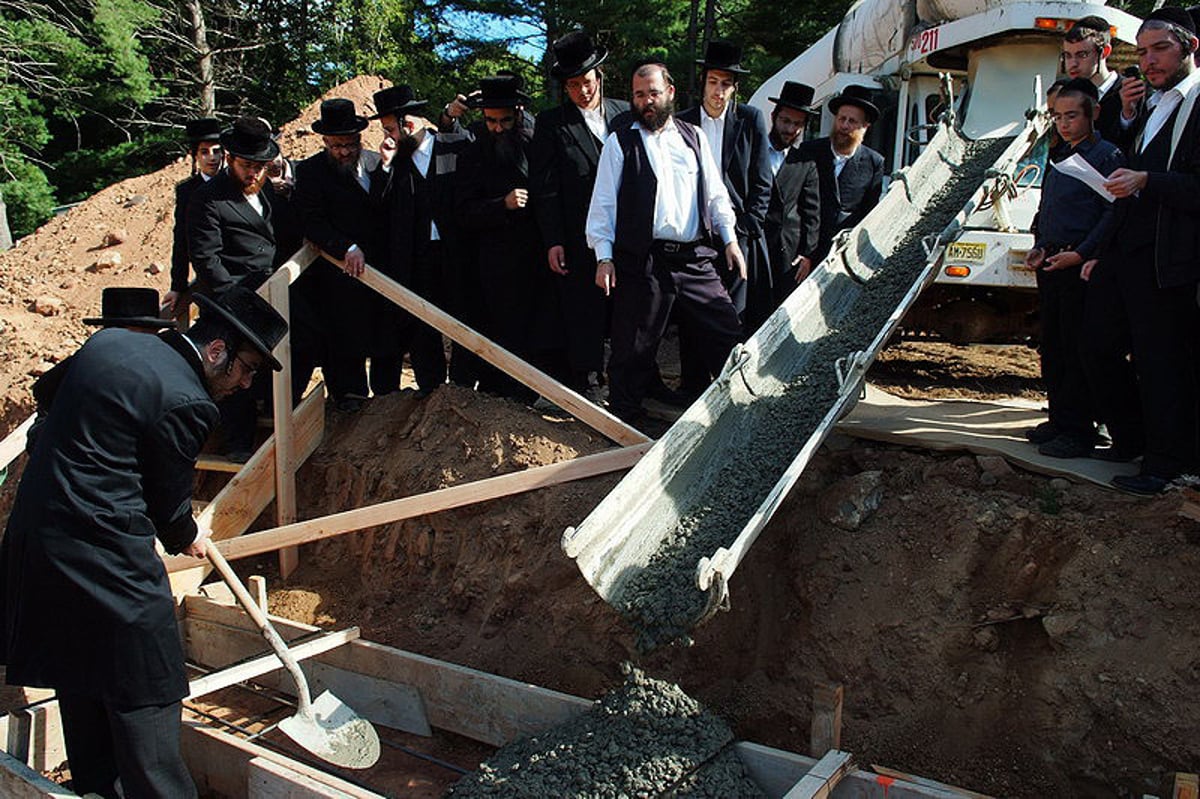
[205,544,381,769]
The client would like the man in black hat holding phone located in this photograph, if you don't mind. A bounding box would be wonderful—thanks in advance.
[1083,7,1200,494]
[372,84,473,394]
[0,286,287,799]
[763,81,821,303]
[166,118,223,318]
[530,31,632,398]
[795,84,886,263]
[455,75,543,398]
[295,98,391,411]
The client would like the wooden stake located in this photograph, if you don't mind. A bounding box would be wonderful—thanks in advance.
[0,414,34,473]
[321,251,649,447]
[165,443,650,569]
[810,682,844,757]
[266,271,299,579]
[247,574,268,612]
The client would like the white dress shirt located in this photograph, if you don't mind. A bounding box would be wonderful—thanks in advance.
[768,144,788,176]
[355,153,371,192]
[700,103,728,164]
[1138,68,1200,153]
[244,190,263,216]
[1097,70,1118,101]
[832,145,852,180]
[411,132,441,241]
[581,104,607,143]
[586,119,738,261]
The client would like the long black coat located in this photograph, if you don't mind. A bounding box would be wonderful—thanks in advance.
[293,150,387,267]
[187,171,284,296]
[0,328,218,706]
[530,98,631,374]
[171,173,206,293]
[795,137,885,262]
[764,149,821,300]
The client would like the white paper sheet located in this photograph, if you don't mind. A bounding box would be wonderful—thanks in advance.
[1051,153,1116,202]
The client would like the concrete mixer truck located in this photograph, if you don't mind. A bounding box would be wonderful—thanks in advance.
[749,0,1142,342]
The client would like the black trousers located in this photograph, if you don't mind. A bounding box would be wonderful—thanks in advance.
[609,242,741,418]
[1081,247,1199,477]
[677,234,753,393]
[58,693,196,799]
[403,241,451,393]
[552,239,610,380]
[1036,261,1094,439]
[314,260,402,399]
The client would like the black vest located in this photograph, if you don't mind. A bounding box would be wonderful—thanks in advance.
[613,121,713,261]
[1118,105,1180,253]
[410,160,435,253]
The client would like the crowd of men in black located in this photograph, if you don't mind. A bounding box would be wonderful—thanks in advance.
[167,33,886,451]
[1027,7,1200,495]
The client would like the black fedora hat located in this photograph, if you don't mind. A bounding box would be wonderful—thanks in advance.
[1147,5,1198,34]
[220,117,280,162]
[828,84,880,124]
[312,98,369,135]
[467,75,533,109]
[369,85,428,120]
[185,118,222,145]
[83,287,174,329]
[696,39,750,76]
[550,30,608,79]
[769,81,819,114]
[194,287,288,371]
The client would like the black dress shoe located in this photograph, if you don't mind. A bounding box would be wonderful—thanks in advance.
[1111,473,1171,495]
[1038,434,1094,459]
[1025,421,1059,444]
[1093,446,1142,463]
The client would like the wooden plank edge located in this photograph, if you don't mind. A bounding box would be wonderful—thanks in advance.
[186,627,360,699]
[0,749,74,798]
[0,415,35,473]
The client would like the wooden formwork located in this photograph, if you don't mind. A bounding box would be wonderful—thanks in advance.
[0,590,993,799]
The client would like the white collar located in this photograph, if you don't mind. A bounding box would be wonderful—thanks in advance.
[1096,70,1119,98]
[415,130,435,157]
[703,103,729,124]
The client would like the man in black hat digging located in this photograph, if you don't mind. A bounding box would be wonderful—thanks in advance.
[0,286,287,799]
[455,75,544,399]
[295,98,392,411]
[531,31,632,399]
[794,84,886,263]
[372,84,473,394]
[166,118,223,318]
[763,81,822,303]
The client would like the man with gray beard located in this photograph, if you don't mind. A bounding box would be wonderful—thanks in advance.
[586,62,744,427]
[294,99,392,412]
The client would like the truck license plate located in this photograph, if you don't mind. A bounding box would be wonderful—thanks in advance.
[946,242,986,263]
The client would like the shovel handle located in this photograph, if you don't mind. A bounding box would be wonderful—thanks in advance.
[205,544,314,715]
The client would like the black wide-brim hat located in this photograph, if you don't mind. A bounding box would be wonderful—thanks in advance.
[312,98,370,135]
[194,287,288,371]
[696,39,750,76]
[769,81,819,114]
[828,84,880,124]
[220,117,280,162]
[467,75,533,108]
[369,85,428,120]
[83,287,174,329]
[550,30,608,79]
[185,117,222,145]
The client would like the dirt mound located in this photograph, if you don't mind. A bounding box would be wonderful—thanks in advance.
[0,75,392,440]
[262,386,1199,799]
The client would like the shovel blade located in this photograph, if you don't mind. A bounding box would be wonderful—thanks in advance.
[278,690,381,769]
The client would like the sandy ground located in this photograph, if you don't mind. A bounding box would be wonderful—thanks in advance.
[0,76,1196,799]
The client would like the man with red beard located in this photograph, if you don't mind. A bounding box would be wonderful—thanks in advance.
[187,117,289,459]
[586,62,744,427]
[1083,7,1200,494]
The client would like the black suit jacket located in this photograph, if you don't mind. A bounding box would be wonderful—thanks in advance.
[187,171,284,295]
[1097,85,1126,148]
[794,137,885,260]
[293,150,387,266]
[764,148,821,281]
[531,98,632,254]
[678,102,773,238]
[381,132,473,282]
[0,328,219,705]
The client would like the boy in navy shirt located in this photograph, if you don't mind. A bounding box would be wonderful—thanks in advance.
[1025,78,1125,458]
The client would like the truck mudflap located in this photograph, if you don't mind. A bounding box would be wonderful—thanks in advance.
[562,118,1042,651]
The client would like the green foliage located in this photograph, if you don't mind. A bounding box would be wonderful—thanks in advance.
[0,157,56,239]
[91,0,161,104]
